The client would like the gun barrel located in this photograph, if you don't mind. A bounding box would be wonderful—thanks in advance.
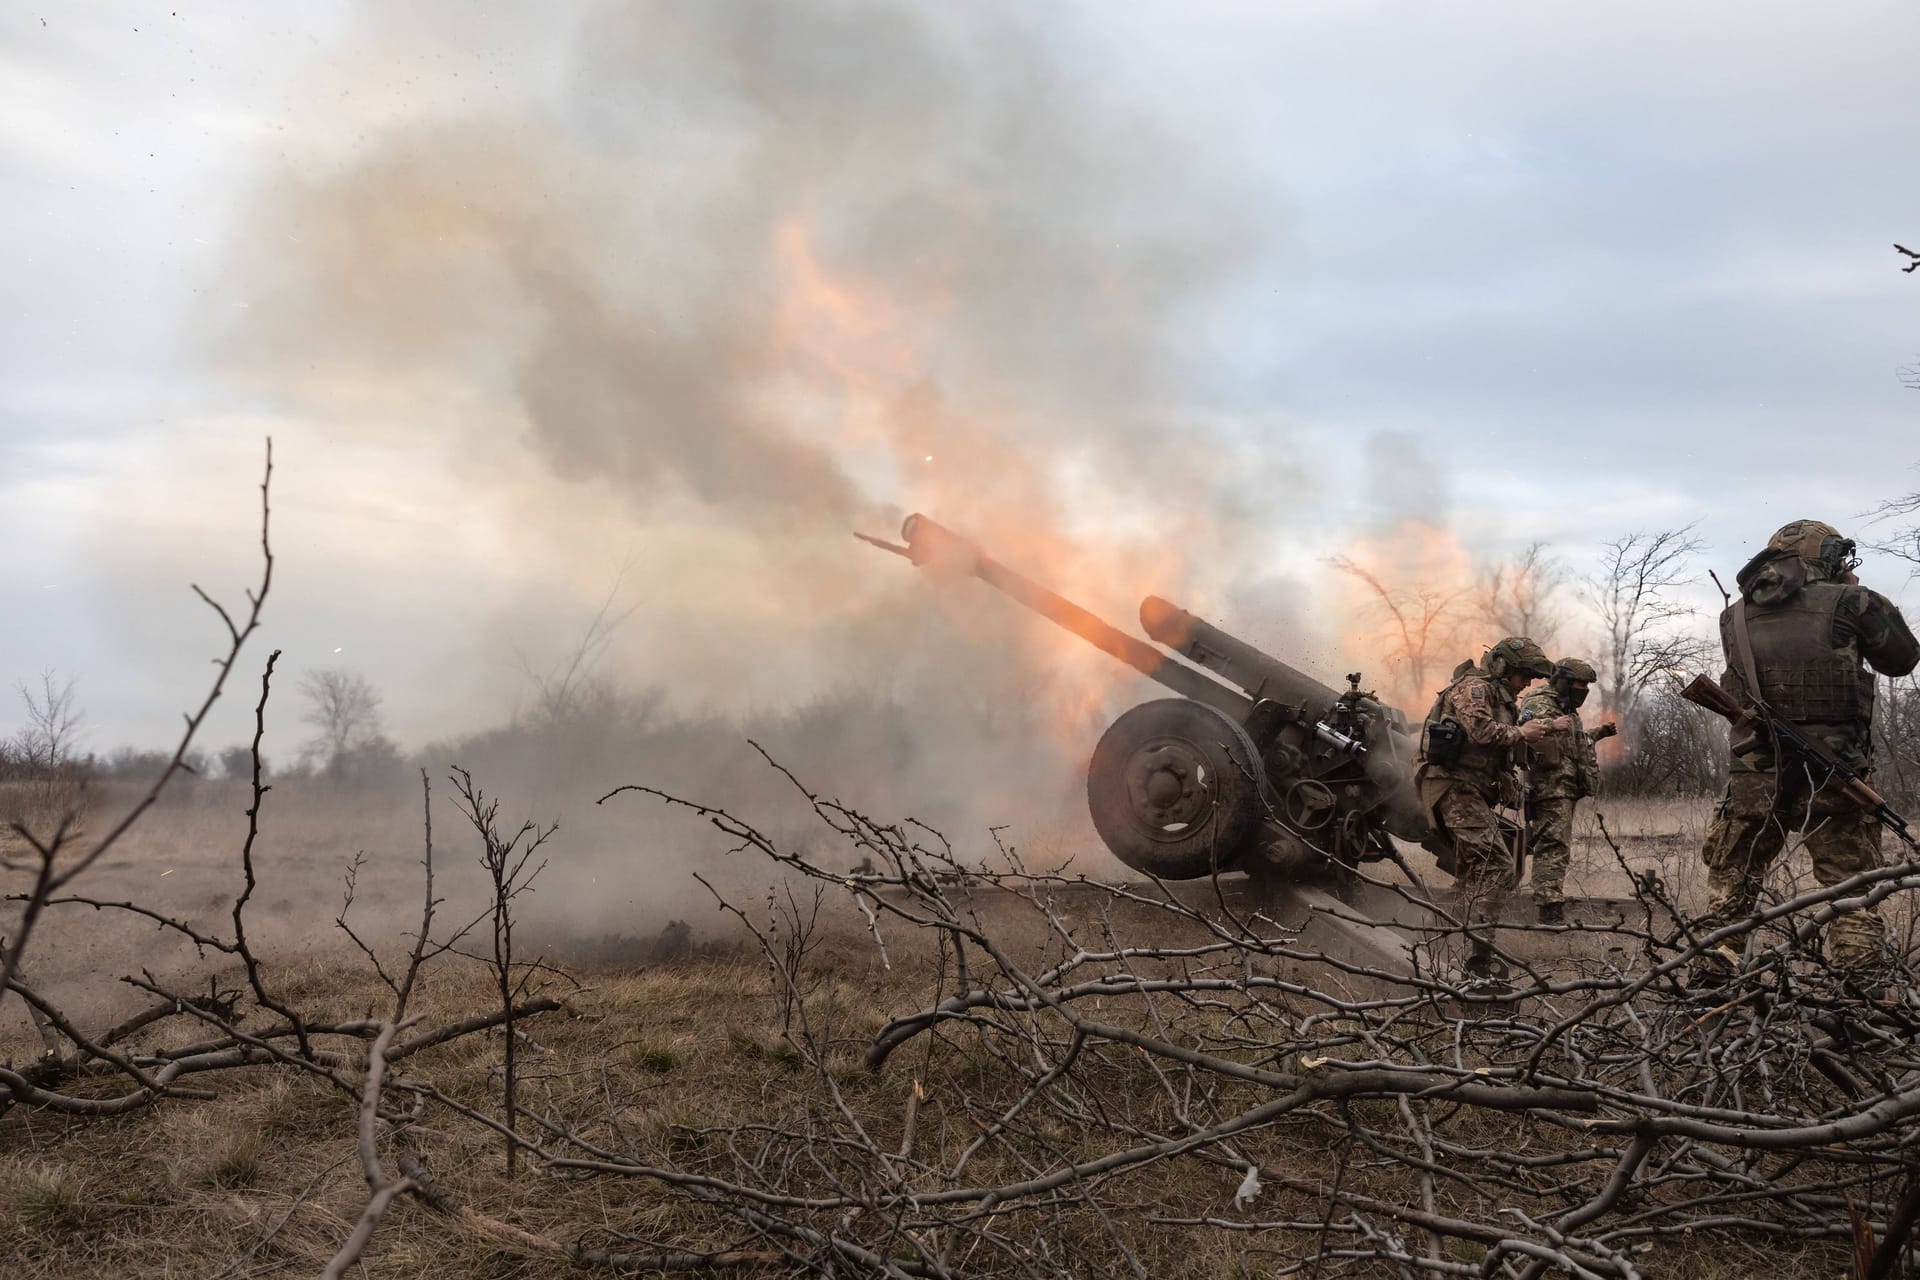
[1139,595,1341,712]
[897,515,1253,721]
[875,511,1440,862]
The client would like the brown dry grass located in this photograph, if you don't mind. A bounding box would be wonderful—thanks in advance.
[0,955,1790,1276]
[0,787,1866,1278]
[0,910,1325,1278]
[0,937,1843,1280]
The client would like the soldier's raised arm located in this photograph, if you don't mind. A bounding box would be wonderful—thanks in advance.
[1843,587,1919,678]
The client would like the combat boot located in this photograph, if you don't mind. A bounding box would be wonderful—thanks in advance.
[1536,901,1564,926]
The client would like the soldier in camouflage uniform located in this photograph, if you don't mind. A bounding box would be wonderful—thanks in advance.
[1694,520,1918,983]
[1416,637,1567,978]
[1518,659,1618,925]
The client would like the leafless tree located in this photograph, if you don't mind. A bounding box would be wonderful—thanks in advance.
[1860,466,1920,567]
[515,561,637,724]
[1583,525,1710,737]
[22,684,1920,1277]
[2,446,568,1272]
[759,880,827,1034]
[1609,675,1729,796]
[574,751,1920,1278]
[298,668,389,777]
[1874,674,1920,812]
[21,448,1920,1276]
[12,670,83,774]
[448,767,553,1179]
[2,445,276,1016]
[1476,540,1565,651]
[1328,556,1467,705]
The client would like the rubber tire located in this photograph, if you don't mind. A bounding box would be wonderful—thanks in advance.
[1086,698,1266,880]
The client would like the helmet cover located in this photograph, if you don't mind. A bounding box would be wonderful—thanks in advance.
[1767,519,1841,564]
[1485,636,1555,680]
[1552,657,1596,707]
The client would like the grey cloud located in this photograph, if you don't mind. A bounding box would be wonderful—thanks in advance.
[226,1,1276,538]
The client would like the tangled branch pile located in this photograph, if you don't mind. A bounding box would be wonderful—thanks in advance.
[573,770,1920,1279]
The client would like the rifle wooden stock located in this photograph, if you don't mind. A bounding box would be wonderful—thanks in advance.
[1680,674,1745,722]
[1681,674,1764,755]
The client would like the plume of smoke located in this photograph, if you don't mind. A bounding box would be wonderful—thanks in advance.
[214,0,1301,893]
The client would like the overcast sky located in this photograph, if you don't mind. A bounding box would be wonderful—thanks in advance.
[3,2,1917,757]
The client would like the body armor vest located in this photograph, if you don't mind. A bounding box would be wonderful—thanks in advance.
[1733,581,1873,725]
[1420,674,1517,778]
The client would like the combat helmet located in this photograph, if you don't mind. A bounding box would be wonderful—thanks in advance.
[1768,519,1858,580]
[1551,657,1597,707]
[1553,658,1597,685]
[1482,636,1555,680]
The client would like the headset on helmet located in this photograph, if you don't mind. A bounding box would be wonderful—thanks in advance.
[1483,636,1554,680]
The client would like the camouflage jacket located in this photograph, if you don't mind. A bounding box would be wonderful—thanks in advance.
[1517,684,1597,800]
[1416,664,1527,789]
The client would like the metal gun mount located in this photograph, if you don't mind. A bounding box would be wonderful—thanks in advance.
[863,513,1435,888]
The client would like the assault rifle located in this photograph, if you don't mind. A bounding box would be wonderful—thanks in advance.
[1680,673,1917,851]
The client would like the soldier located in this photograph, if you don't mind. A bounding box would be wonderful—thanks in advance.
[1693,520,1918,988]
[1417,636,1568,980]
[1518,659,1618,925]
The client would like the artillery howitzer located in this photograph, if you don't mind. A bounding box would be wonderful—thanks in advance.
[862,514,1434,886]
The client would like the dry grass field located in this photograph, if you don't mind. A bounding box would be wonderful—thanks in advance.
[3,954,1841,1280]
[0,780,1893,1278]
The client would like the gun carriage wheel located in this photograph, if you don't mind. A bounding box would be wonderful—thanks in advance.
[1086,698,1267,879]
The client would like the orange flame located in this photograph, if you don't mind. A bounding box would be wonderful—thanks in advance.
[767,216,1194,753]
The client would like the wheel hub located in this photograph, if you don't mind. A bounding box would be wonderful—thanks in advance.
[1122,738,1216,837]
[1088,697,1265,878]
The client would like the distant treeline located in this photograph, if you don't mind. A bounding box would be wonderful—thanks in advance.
[10,673,1919,824]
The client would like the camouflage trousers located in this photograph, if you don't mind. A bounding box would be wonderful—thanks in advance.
[1421,778,1517,951]
[1697,770,1887,972]
[1527,794,1577,908]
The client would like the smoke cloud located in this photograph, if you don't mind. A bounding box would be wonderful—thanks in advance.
[231,3,1274,528]
[230,33,1278,653]
[204,0,1318,910]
